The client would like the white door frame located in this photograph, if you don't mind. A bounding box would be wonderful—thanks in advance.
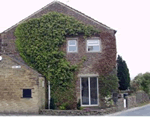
[80,77,99,106]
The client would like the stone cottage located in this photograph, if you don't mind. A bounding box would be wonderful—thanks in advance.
[0,1,117,114]
[0,55,46,114]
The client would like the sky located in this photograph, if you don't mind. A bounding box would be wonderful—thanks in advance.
[0,0,150,80]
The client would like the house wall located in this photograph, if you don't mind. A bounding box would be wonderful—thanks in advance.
[38,77,46,109]
[61,34,116,103]
[0,2,117,108]
[0,55,45,114]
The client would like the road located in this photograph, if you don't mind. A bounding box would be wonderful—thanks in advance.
[105,103,150,116]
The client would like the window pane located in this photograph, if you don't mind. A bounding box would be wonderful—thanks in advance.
[88,46,93,51]
[69,40,76,45]
[87,40,99,45]
[82,78,89,105]
[69,46,77,52]
[23,89,31,98]
[90,77,98,104]
[88,46,100,52]
[93,46,100,51]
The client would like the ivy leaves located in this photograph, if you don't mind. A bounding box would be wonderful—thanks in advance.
[15,12,99,108]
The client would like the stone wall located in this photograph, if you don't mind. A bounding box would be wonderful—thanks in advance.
[136,91,149,104]
[126,96,136,108]
[0,55,46,114]
[123,91,149,109]
[116,98,124,111]
[40,107,118,116]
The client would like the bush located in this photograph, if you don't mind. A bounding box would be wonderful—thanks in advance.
[131,72,150,95]
[99,74,118,97]
[59,102,71,110]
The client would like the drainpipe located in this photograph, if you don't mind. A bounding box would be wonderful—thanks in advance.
[48,81,51,109]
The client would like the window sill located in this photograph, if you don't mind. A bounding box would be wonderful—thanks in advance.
[81,104,99,107]
[86,51,101,53]
[67,52,78,53]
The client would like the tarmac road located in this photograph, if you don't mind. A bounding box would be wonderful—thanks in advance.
[105,103,150,116]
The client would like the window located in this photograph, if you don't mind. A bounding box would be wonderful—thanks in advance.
[68,40,77,52]
[87,40,100,52]
[23,89,32,98]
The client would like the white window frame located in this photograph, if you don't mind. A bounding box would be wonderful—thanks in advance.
[80,77,99,107]
[87,39,101,52]
[67,39,78,53]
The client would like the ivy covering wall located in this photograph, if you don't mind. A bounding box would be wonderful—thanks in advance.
[15,12,99,109]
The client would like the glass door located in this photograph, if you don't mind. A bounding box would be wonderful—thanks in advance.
[81,77,89,105]
[90,77,98,104]
[81,77,98,106]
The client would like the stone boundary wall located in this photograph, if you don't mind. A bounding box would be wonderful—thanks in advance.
[136,91,149,104]
[125,91,149,108]
[116,98,124,111]
[40,98,125,115]
[40,107,118,116]
[40,92,150,115]
[126,96,136,108]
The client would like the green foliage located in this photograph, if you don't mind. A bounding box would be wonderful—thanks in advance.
[59,102,71,110]
[104,95,114,107]
[141,73,150,94]
[130,73,143,92]
[131,72,150,95]
[59,105,66,110]
[99,74,118,97]
[15,12,99,109]
[117,55,130,90]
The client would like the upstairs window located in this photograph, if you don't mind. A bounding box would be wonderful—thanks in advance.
[87,40,100,52]
[68,40,77,53]
[23,89,32,98]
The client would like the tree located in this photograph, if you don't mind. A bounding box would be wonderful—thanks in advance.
[131,72,150,94]
[130,73,143,92]
[141,72,150,94]
[117,55,130,90]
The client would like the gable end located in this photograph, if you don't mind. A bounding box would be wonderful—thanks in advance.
[2,1,116,34]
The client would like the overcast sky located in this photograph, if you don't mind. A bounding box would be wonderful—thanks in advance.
[0,0,150,80]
